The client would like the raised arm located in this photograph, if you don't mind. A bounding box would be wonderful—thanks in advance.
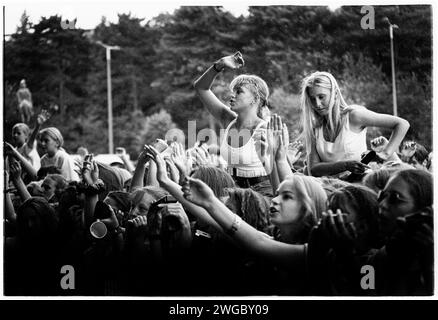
[182,177,306,270]
[193,52,243,126]
[26,109,51,151]
[9,159,31,202]
[4,142,37,180]
[145,145,223,232]
[349,108,410,160]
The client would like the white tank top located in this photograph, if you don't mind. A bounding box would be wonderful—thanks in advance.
[219,119,267,178]
[315,113,367,162]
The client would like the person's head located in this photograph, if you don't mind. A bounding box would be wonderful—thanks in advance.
[12,123,30,147]
[229,74,270,118]
[190,165,235,199]
[102,191,132,226]
[399,141,429,169]
[16,197,59,243]
[129,186,168,218]
[224,188,271,233]
[39,127,64,156]
[328,184,381,251]
[319,177,351,196]
[300,72,349,171]
[362,168,392,194]
[19,79,26,88]
[270,175,327,240]
[27,181,45,197]
[41,174,68,201]
[378,169,433,235]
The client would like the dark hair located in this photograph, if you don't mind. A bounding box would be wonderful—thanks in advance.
[191,166,235,198]
[225,188,271,233]
[392,169,433,210]
[413,143,429,163]
[17,197,59,242]
[37,166,62,180]
[328,184,380,247]
[45,174,68,196]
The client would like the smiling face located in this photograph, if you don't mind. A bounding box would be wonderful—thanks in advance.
[229,84,257,113]
[269,180,304,226]
[308,86,332,116]
[39,133,59,156]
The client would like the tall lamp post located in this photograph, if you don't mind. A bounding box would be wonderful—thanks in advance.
[384,17,399,117]
[96,41,121,154]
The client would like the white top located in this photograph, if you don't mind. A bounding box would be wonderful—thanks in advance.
[315,113,367,163]
[41,149,80,181]
[17,141,41,172]
[219,119,267,178]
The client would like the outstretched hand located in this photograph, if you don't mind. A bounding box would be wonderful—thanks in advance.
[37,109,51,125]
[180,176,216,208]
[287,140,303,166]
[171,142,188,176]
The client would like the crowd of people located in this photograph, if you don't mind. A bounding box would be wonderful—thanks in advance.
[3,52,433,296]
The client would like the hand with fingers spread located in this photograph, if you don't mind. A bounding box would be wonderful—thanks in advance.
[180,176,216,209]
[287,140,303,167]
[171,142,188,176]
[37,109,51,125]
[194,146,211,167]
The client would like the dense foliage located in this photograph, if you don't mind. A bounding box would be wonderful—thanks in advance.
[4,5,432,157]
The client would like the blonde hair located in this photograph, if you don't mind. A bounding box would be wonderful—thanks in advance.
[282,174,327,222]
[230,74,270,118]
[300,72,351,174]
[12,123,30,137]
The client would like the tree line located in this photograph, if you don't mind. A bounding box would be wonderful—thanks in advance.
[4,5,432,157]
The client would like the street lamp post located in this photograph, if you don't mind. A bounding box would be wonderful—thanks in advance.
[96,41,121,154]
[384,17,399,117]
